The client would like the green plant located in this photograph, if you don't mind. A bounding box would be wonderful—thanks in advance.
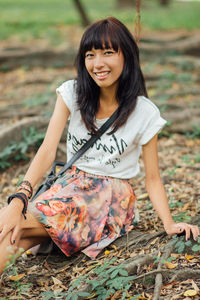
[165,166,178,177]
[185,124,200,139]
[5,247,32,300]
[169,197,183,209]
[23,90,53,108]
[58,257,136,300]
[153,254,176,264]
[0,126,45,169]
[181,154,194,166]
[172,212,191,223]
[194,154,200,163]
[40,290,67,300]
[172,235,200,253]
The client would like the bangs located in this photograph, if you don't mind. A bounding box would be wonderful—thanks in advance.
[81,21,120,55]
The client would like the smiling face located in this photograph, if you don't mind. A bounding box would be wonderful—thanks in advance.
[85,47,124,90]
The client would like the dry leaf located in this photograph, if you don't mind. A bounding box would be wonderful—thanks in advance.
[171,253,180,258]
[185,255,194,260]
[191,280,200,292]
[182,202,191,211]
[52,276,62,286]
[11,177,20,185]
[110,244,118,251]
[165,262,177,269]
[150,237,159,245]
[183,289,197,297]
[9,273,25,281]
[137,193,149,200]
[111,290,122,300]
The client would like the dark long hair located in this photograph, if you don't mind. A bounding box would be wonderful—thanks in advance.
[75,17,148,135]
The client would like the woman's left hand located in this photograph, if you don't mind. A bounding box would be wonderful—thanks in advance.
[164,222,200,241]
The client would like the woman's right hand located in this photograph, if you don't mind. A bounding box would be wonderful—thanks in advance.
[0,199,24,245]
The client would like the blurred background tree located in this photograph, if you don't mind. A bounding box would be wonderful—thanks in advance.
[73,0,90,26]
[160,0,170,6]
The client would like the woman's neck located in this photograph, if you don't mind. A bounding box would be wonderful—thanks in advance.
[97,88,119,119]
[100,86,118,106]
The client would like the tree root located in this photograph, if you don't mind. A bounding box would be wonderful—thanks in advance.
[153,241,174,300]
[170,269,200,282]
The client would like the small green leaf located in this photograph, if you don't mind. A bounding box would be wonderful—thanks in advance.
[110,269,119,279]
[77,292,91,297]
[118,269,128,276]
[192,244,200,252]
[72,294,78,300]
[178,243,185,253]
[185,240,192,246]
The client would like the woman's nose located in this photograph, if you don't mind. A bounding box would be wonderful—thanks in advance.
[93,55,105,69]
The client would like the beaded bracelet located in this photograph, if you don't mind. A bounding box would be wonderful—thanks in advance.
[17,180,33,199]
[8,192,28,219]
[16,186,32,199]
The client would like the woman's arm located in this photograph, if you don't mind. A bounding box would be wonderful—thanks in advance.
[0,94,70,244]
[142,134,199,241]
[22,93,70,188]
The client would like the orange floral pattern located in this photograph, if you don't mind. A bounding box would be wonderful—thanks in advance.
[29,166,138,259]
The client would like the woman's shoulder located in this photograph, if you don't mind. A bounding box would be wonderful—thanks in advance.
[136,95,160,114]
[56,79,76,94]
[56,79,77,113]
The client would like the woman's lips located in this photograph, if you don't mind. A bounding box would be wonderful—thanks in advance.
[94,71,110,80]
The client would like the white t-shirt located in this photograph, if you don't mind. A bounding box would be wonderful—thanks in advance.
[56,80,167,179]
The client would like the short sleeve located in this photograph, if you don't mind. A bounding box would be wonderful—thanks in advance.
[138,100,167,145]
[56,80,76,113]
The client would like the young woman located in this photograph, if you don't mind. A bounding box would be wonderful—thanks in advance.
[0,17,199,273]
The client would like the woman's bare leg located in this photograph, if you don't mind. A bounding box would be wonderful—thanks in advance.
[0,211,50,274]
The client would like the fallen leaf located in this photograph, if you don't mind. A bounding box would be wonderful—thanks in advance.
[183,289,197,297]
[137,193,149,200]
[110,244,118,251]
[52,276,62,286]
[150,237,159,245]
[185,255,194,260]
[165,262,177,269]
[191,280,200,292]
[9,273,25,281]
[182,202,191,211]
[171,253,180,258]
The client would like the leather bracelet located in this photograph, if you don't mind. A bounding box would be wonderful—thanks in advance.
[8,192,28,219]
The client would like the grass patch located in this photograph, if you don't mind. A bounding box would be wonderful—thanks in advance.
[0,0,200,41]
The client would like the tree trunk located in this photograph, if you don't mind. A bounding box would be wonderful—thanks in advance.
[73,0,90,27]
[159,0,170,6]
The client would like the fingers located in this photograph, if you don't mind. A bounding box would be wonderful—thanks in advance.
[176,223,200,241]
[190,225,200,241]
[11,226,21,245]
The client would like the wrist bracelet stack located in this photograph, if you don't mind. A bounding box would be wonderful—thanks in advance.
[8,180,33,220]
[16,180,33,199]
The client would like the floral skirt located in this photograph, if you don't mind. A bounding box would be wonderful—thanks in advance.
[29,166,139,259]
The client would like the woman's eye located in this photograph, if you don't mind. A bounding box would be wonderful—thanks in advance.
[85,53,93,58]
[104,50,114,55]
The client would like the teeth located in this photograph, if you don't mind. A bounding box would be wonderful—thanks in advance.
[95,72,109,76]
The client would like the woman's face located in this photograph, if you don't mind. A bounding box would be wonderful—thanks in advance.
[85,47,124,90]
